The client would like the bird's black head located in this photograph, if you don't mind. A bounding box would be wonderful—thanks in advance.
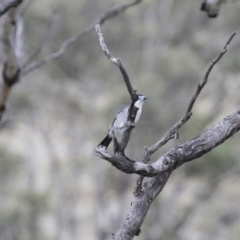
[137,94,147,101]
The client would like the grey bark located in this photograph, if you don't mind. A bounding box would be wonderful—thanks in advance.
[93,28,237,239]
[95,110,240,177]
[114,110,240,239]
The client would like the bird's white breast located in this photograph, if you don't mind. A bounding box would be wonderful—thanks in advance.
[135,107,142,124]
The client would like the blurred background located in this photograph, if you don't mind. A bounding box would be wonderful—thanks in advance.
[1,0,240,239]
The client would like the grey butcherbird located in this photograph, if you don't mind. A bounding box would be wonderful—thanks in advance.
[97,94,147,150]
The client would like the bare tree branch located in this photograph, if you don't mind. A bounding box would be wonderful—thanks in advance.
[20,0,143,77]
[148,31,236,157]
[95,32,236,175]
[94,24,146,154]
[114,33,236,240]
[94,109,240,177]
[0,0,22,17]
[114,118,240,240]
[97,0,142,25]
[94,31,237,239]
[95,24,136,99]
[134,31,236,194]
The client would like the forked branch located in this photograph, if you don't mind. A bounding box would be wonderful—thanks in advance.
[147,31,236,158]
[114,32,238,240]
[94,31,236,176]
[94,109,240,177]
[93,31,238,239]
[134,32,236,193]
[95,24,142,153]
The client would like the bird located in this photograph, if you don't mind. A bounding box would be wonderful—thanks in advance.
[97,94,147,150]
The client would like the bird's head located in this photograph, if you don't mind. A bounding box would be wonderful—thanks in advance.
[134,94,147,108]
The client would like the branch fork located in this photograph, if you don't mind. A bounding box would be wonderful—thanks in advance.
[93,28,237,239]
[94,24,141,156]
[0,0,143,122]
[94,26,237,177]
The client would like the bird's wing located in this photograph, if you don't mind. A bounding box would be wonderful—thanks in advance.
[111,103,130,129]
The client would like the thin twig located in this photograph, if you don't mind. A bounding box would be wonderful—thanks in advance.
[95,24,142,154]
[0,0,22,17]
[149,31,236,157]
[134,32,236,194]
[95,24,136,99]
[20,0,142,77]
[185,31,236,115]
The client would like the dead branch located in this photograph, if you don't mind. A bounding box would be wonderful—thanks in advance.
[134,31,236,194]
[93,31,237,239]
[94,32,236,175]
[94,109,240,177]
[115,33,236,240]
[0,0,22,17]
[147,31,236,157]
[94,24,146,154]
[95,24,136,100]
[20,0,142,77]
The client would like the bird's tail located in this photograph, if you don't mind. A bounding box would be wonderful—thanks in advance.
[97,134,112,150]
